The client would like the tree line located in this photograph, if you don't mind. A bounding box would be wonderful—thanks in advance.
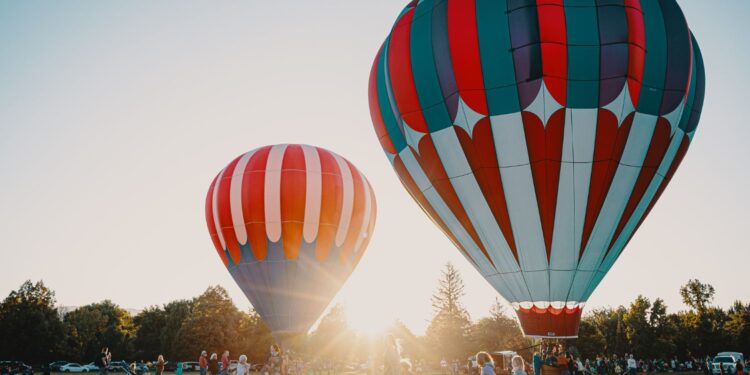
[0,268,747,367]
[572,279,750,360]
[0,283,275,366]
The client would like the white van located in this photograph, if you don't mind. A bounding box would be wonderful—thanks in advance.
[717,352,744,363]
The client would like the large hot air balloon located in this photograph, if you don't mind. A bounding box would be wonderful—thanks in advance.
[369,0,704,338]
[205,144,376,344]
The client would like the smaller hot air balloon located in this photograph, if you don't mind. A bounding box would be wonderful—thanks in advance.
[205,144,376,345]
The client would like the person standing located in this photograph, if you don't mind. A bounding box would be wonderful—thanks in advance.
[268,345,282,375]
[736,359,744,375]
[557,352,569,375]
[221,351,230,375]
[511,355,528,375]
[627,356,637,375]
[156,356,165,375]
[199,351,209,375]
[575,358,584,375]
[533,352,542,375]
[99,348,111,375]
[235,355,251,375]
[208,354,220,375]
[476,352,495,375]
[384,335,401,375]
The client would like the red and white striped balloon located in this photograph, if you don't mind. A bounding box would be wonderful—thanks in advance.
[205,144,376,337]
[206,144,376,265]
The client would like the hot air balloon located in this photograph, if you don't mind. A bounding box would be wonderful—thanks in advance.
[205,144,376,344]
[369,0,704,338]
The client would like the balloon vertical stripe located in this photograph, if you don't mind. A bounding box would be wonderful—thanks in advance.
[230,150,255,246]
[280,145,306,260]
[264,144,288,243]
[301,145,323,243]
[244,146,271,260]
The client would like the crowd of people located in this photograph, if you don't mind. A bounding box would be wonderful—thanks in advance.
[90,345,299,375]
[195,345,297,375]
[84,339,747,375]
[529,344,748,375]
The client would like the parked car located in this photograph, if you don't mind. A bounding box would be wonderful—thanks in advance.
[109,361,130,372]
[134,363,151,374]
[60,363,88,373]
[0,361,33,375]
[181,362,201,372]
[50,362,71,372]
[83,363,100,372]
[712,356,738,375]
[163,362,177,372]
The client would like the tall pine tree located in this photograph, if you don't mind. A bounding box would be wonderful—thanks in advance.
[426,263,471,362]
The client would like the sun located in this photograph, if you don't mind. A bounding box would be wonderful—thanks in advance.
[346,301,395,336]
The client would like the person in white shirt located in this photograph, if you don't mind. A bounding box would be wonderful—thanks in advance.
[627,355,637,375]
[233,355,250,375]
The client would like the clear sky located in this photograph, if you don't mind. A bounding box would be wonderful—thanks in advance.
[0,0,748,336]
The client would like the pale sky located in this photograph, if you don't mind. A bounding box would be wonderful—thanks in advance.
[0,0,748,335]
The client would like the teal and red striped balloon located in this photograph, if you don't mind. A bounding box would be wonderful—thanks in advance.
[369,0,704,338]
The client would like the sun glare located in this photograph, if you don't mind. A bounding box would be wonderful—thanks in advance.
[346,301,394,336]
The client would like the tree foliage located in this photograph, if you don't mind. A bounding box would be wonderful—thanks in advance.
[469,299,530,357]
[62,300,135,362]
[0,281,64,363]
[1,277,748,366]
[575,280,748,360]
[426,263,472,362]
[173,286,243,359]
[680,279,715,314]
[308,304,354,362]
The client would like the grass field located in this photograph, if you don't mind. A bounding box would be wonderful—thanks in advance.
[42,372,708,375]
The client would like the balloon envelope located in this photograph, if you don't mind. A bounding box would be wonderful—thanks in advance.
[205,144,376,340]
[369,0,704,338]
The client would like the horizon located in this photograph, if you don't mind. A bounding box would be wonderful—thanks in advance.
[1,0,749,337]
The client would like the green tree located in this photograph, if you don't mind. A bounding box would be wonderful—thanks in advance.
[724,301,750,355]
[649,298,676,358]
[573,307,626,357]
[133,306,167,359]
[0,280,64,364]
[235,309,274,364]
[623,295,652,358]
[174,286,242,360]
[62,300,135,362]
[678,280,728,356]
[160,300,193,359]
[426,263,471,362]
[680,279,715,314]
[572,318,606,359]
[469,299,529,357]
